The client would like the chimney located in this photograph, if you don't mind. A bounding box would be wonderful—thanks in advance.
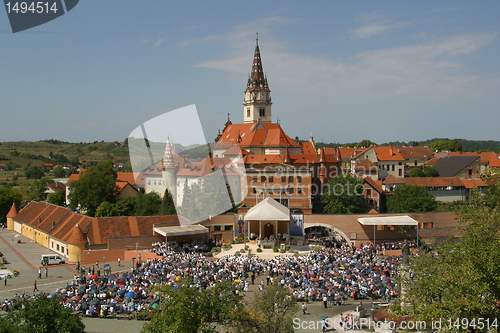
[389,145,394,156]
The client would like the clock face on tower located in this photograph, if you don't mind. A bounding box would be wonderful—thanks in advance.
[260,93,266,99]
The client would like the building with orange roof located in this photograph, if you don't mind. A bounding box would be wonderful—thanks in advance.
[382,176,487,202]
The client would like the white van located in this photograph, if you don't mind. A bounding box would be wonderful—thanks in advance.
[41,254,65,266]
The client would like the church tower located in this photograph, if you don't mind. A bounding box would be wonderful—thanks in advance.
[162,137,177,205]
[243,36,272,123]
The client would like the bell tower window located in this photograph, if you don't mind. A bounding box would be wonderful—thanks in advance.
[247,109,250,117]
[259,108,265,117]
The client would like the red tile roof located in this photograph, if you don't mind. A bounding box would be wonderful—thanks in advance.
[364,177,383,193]
[6,203,18,218]
[382,175,405,185]
[398,147,433,159]
[450,151,498,164]
[489,158,500,168]
[375,146,404,161]
[14,201,181,247]
[425,157,440,165]
[301,142,316,154]
[215,123,300,149]
[66,223,87,244]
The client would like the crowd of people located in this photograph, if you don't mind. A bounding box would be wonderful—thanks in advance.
[2,239,406,319]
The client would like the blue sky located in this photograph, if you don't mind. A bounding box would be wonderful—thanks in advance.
[1,1,499,145]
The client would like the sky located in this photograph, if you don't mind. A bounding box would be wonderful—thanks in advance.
[1,1,500,145]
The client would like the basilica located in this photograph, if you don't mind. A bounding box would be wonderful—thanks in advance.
[143,38,342,216]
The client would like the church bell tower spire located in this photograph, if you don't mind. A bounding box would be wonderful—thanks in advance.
[243,34,272,123]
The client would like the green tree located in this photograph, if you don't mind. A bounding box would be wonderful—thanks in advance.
[409,168,424,177]
[25,178,53,202]
[400,192,500,330]
[68,161,118,216]
[65,166,78,177]
[386,185,437,213]
[95,201,118,217]
[160,189,176,215]
[423,166,439,177]
[24,164,44,179]
[236,282,298,333]
[47,191,65,206]
[355,139,375,148]
[134,192,162,216]
[0,296,85,333]
[142,279,243,333]
[52,165,66,178]
[0,187,22,224]
[115,197,136,216]
[321,173,365,214]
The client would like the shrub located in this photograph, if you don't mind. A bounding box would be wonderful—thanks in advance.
[247,253,253,258]
[211,247,221,253]
[285,245,291,250]
[234,252,241,257]
[294,251,300,257]
[256,248,263,253]
[229,239,235,244]
[280,249,286,253]
[244,245,249,250]
[273,247,279,253]
[287,249,294,253]
[222,243,232,250]
[240,248,246,253]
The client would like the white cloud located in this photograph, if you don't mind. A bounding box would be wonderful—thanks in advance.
[154,38,164,47]
[192,18,498,101]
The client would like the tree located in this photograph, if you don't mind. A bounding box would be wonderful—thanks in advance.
[52,165,66,178]
[355,139,375,148]
[423,166,439,177]
[134,192,162,216]
[0,187,22,224]
[399,192,500,330]
[429,139,463,152]
[47,191,65,206]
[0,296,85,333]
[386,185,437,213]
[24,164,44,179]
[65,166,78,177]
[95,201,118,217]
[235,282,298,333]
[160,189,176,215]
[142,279,243,333]
[321,173,365,214]
[25,178,53,202]
[67,161,118,216]
[409,168,424,177]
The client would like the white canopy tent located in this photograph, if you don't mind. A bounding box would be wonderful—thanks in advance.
[358,215,419,247]
[153,225,208,243]
[244,197,290,221]
[244,197,290,241]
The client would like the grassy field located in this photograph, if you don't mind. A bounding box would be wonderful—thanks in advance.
[0,140,130,187]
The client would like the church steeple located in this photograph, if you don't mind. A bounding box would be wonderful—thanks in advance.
[244,35,272,123]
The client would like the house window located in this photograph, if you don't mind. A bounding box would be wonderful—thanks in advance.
[297,188,302,194]
[235,180,238,185]
[269,176,273,183]
[51,242,53,248]
[253,188,256,193]
[261,176,266,183]
[281,176,286,183]
[57,244,59,251]
[148,180,150,185]
[259,108,265,116]
[253,176,257,183]
[344,161,348,168]
[414,161,418,166]
[366,189,372,196]
[154,180,156,185]
[297,176,302,183]
[399,169,402,177]
[288,187,294,194]
[288,176,294,182]
[214,226,221,231]
[391,165,395,171]
[247,109,250,117]
[224,225,233,231]
[468,169,473,175]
